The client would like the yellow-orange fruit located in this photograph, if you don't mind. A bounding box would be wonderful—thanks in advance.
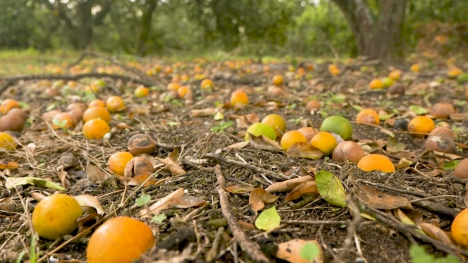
[108,152,134,176]
[451,208,468,246]
[178,86,189,98]
[135,86,150,98]
[280,131,307,150]
[408,116,435,136]
[310,132,337,156]
[369,79,384,90]
[88,100,106,108]
[389,70,402,80]
[32,194,82,240]
[261,114,286,138]
[230,90,249,107]
[83,119,110,140]
[167,82,180,92]
[200,79,214,90]
[0,99,20,115]
[357,154,395,173]
[410,64,420,72]
[297,127,318,142]
[356,109,380,125]
[331,141,365,163]
[83,107,111,124]
[0,132,16,150]
[431,102,455,119]
[87,216,154,263]
[272,75,284,86]
[52,112,76,129]
[106,96,125,113]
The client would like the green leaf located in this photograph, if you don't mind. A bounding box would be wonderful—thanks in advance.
[214,111,224,120]
[315,170,346,207]
[442,160,461,171]
[5,177,65,191]
[151,214,167,223]
[46,103,56,111]
[135,194,151,207]
[409,105,428,115]
[255,206,281,231]
[300,242,320,262]
[410,245,459,263]
[350,104,363,112]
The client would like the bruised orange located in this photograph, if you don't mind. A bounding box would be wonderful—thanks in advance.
[0,99,20,115]
[83,107,111,123]
[106,96,125,113]
[280,131,307,150]
[108,152,134,176]
[83,119,110,140]
[451,208,468,247]
[87,216,154,263]
[230,90,248,107]
[408,116,435,136]
[357,154,395,173]
[356,109,380,125]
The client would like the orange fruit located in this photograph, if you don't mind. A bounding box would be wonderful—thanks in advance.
[369,79,384,90]
[87,216,154,263]
[261,114,286,138]
[328,64,340,76]
[272,75,284,86]
[408,116,435,136]
[280,131,307,150]
[167,82,180,92]
[181,74,190,83]
[52,112,76,129]
[200,79,214,90]
[89,99,106,108]
[134,86,149,98]
[108,152,134,176]
[356,109,380,125]
[310,132,337,156]
[106,96,125,113]
[178,86,190,98]
[331,141,365,163]
[357,154,395,173]
[83,107,111,123]
[0,99,20,115]
[448,68,463,78]
[451,208,468,247]
[83,119,110,139]
[0,132,16,150]
[230,90,248,107]
[410,64,420,72]
[32,194,82,240]
[389,70,402,80]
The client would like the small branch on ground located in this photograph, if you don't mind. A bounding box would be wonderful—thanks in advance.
[214,164,270,263]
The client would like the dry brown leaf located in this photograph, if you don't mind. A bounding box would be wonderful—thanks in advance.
[357,184,413,210]
[418,223,453,245]
[284,167,312,177]
[73,195,105,215]
[227,141,249,149]
[172,195,206,209]
[249,188,278,212]
[156,151,186,176]
[239,220,257,230]
[265,176,314,193]
[449,113,468,121]
[395,158,413,170]
[190,108,216,117]
[30,192,47,201]
[56,170,70,189]
[226,184,256,194]
[0,198,15,213]
[231,113,259,128]
[285,181,319,202]
[386,137,406,153]
[86,165,109,182]
[276,239,323,263]
[249,133,283,152]
[128,174,161,186]
[286,142,323,160]
[140,188,184,217]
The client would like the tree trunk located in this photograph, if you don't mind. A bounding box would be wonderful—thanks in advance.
[332,0,408,62]
[136,0,158,56]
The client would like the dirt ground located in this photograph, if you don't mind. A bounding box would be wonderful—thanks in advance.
[1,56,468,263]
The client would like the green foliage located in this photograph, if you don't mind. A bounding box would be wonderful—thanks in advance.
[300,242,320,262]
[315,170,347,207]
[409,245,459,263]
[151,214,167,224]
[255,206,281,231]
[135,194,151,207]
[210,121,233,133]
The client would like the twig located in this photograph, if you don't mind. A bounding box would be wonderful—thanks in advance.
[206,227,225,262]
[214,165,270,263]
[334,198,361,263]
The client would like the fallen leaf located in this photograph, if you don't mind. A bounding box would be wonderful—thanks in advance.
[393,209,426,236]
[255,206,281,231]
[286,143,324,160]
[395,158,413,170]
[231,113,259,128]
[190,108,216,117]
[128,174,161,186]
[172,195,206,209]
[315,170,346,207]
[227,141,249,149]
[357,185,412,210]
[409,105,428,115]
[226,184,256,194]
[0,198,15,213]
[265,176,314,193]
[442,160,461,170]
[140,188,184,217]
[249,188,279,212]
[73,195,105,215]
[285,181,319,202]
[418,223,453,245]
[449,113,468,121]
[156,154,186,176]
[5,177,65,191]
[56,170,70,189]
[249,133,283,152]
[86,165,109,182]
[386,137,406,153]
[276,239,323,263]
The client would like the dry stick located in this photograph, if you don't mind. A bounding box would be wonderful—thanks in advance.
[206,227,225,262]
[334,199,361,263]
[214,165,270,263]
[206,153,289,181]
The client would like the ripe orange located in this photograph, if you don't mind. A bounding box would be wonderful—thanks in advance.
[451,208,468,247]
[280,131,307,150]
[178,86,190,98]
[357,154,395,173]
[230,90,249,107]
[0,99,20,115]
[356,109,380,125]
[87,216,154,263]
[261,114,286,138]
[310,132,337,156]
[369,79,384,90]
[83,119,110,139]
[32,194,82,240]
[410,64,420,72]
[106,96,125,113]
[167,82,180,92]
[0,132,16,150]
[200,79,214,90]
[108,152,134,176]
[328,64,340,76]
[389,70,402,80]
[88,99,106,108]
[134,86,150,98]
[408,116,435,136]
[272,75,284,86]
[83,107,111,123]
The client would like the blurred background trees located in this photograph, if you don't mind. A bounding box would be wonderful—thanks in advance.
[0,0,467,61]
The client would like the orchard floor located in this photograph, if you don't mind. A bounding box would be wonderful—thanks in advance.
[1,55,468,263]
